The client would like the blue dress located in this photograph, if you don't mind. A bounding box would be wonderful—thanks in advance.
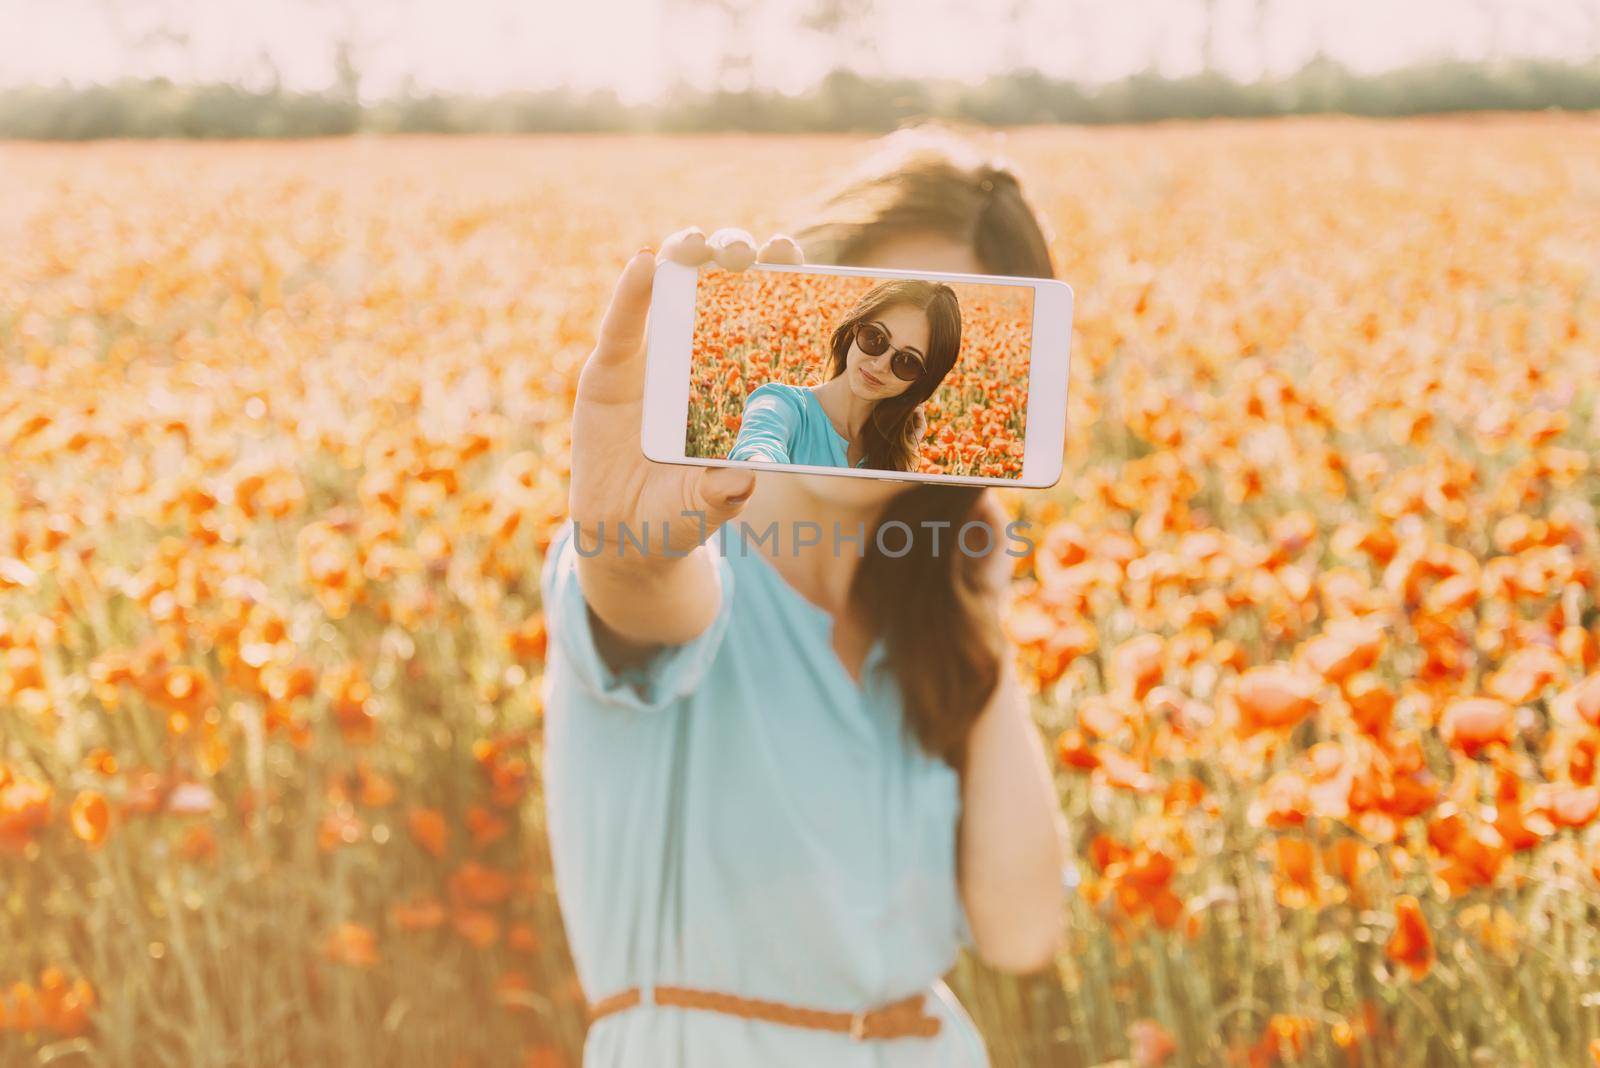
[728,382,868,469]
[539,518,988,1067]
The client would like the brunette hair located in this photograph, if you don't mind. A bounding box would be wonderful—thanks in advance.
[787,120,1057,772]
[826,279,962,472]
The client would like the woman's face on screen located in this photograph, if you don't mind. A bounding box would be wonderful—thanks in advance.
[793,230,984,509]
[843,303,926,402]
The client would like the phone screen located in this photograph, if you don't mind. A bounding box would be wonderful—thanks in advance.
[683,267,1036,480]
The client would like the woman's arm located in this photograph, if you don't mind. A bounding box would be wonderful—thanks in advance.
[568,230,798,658]
[727,385,799,464]
[957,656,1068,973]
[579,548,728,655]
[955,499,1069,973]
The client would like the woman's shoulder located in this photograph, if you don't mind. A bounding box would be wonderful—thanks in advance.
[743,381,811,411]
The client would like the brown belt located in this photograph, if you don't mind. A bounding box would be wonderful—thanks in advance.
[588,984,942,1041]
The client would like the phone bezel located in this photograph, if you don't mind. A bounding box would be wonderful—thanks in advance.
[641,259,1073,489]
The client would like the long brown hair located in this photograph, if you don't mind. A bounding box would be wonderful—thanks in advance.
[788,121,1057,772]
[826,280,962,471]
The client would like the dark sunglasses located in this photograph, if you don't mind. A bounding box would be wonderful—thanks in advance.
[853,321,927,382]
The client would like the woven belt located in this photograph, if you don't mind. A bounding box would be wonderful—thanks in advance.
[588,984,942,1041]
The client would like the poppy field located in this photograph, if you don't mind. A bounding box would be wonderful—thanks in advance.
[684,268,1033,477]
[3,116,1600,1067]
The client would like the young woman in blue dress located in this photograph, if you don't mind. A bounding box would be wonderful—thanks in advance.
[728,279,961,471]
[542,123,1067,1067]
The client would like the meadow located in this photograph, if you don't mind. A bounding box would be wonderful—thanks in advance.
[3,116,1600,1067]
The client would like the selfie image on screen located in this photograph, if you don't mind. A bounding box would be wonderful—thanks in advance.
[684,267,1035,479]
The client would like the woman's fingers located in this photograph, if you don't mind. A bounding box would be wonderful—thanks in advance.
[663,226,797,273]
[588,248,657,374]
[756,234,805,265]
[660,226,712,266]
[696,466,757,527]
[709,227,757,272]
[972,489,1015,593]
[583,226,797,396]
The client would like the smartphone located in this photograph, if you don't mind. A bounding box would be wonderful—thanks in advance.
[642,259,1073,488]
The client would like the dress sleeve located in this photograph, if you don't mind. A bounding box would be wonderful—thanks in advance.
[728,384,801,464]
[539,520,736,712]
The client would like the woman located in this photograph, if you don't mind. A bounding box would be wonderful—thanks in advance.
[542,122,1067,1067]
[728,279,961,471]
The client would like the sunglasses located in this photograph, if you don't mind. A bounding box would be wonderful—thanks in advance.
[853,321,927,382]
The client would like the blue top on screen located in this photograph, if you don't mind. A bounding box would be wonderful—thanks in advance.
[727,382,869,469]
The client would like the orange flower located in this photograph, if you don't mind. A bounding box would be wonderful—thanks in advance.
[1324,838,1377,907]
[1385,895,1434,979]
[1076,695,1128,739]
[1430,811,1510,894]
[1541,785,1600,830]
[323,662,377,745]
[68,791,110,846]
[523,1046,569,1068]
[507,923,540,954]
[452,908,500,949]
[448,861,514,907]
[391,897,447,932]
[1566,673,1600,727]
[1342,673,1396,736]
[322,923,380,968]
[1261,1014,1317,1061]
[1109,634,1165,700]
[355,763,397,808]
[496,968,534,1011]
[1440,697,1515,757]
[467,805,510,848]
[0,558,38,591]
[1128,1018,1178,1066]
[178,824,217,862]
[141,665,217,732]
[1095,746,1159,793]
[1089,834,1186,930]
[1271,836,1320,909]
[408,807,450,859]
[4,980,41,1033]
[1458,903,1519,962]
[1234,664,1319,733]
[317,810,366,853]
[36,969,95,1037]
[1302,620,1383,683]
[508,614,547,661]
[1247,769,1311,829]
[0,776,54,855]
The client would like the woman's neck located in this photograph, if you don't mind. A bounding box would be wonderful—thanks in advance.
[730,472,886,618]
[810,375,875,442]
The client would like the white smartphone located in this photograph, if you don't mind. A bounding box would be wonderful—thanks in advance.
[641,259,1073,489]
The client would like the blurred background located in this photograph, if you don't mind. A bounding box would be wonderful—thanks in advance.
[5,3,1600,1068]
[5,0,1600,135]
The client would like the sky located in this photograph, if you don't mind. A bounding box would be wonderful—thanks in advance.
[1,0,1596,103]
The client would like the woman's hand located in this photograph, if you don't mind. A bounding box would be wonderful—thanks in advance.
[970,490,1015,596]
[908,407,928,445]
[569,227,804,650]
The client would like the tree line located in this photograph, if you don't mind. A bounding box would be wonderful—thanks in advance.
[5,56,1600,140]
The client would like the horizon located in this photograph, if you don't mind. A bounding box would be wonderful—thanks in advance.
[2,0,1596,105]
